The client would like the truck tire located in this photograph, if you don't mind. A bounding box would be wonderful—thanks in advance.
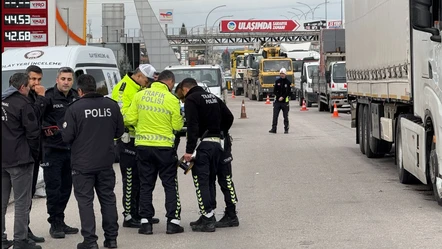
[363,105,378,158]
[235,89,241,96]
[395,116,414,184]
[429,138,442,206]
[318,97,325,112]
[358,104,365,154]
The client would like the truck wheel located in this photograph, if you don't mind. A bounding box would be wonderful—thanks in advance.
[258,94,263,101]
[318,98,325,112]
[396,116,414,184]
[363,105,378,158]
[235,89,241,96]
[429,138,442,206]
[358,104,365,154]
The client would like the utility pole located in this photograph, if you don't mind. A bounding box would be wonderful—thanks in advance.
[131,37,135,70]
[62,8,70,46]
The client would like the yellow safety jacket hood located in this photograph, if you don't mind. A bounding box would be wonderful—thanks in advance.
[111,73,142,136]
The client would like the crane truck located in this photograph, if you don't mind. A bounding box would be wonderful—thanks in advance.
[346,0,441,205]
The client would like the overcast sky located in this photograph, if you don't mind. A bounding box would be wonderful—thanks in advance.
[87,0,345,38]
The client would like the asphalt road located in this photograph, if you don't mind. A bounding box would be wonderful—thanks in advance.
[4,96,442,249]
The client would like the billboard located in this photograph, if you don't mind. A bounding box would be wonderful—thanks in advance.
[2,0,49,52]
[220,20,300,33]
[159,9,173,24]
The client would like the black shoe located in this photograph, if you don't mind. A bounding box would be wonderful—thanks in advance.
[151,217,160,224]
[123,218,140,228]
[12,239,41,249]
[138,223,153,235]
[2,239,13,249]
[61,222,79,234]
[103,239,117,248]
[189,216,203,226]
[191,215,216,232]
[49,222,65,239]
[215,214,239,228]
[269,129,276,134]
[77,241,99,249]
[166,223,184,234]
[284,130,289,134]
[27,228,44,243]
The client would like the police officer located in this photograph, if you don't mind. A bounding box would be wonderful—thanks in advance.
[269,68,291,134]
[214,99,239,228]
[180,78,225,232]
[111,64,160,227]
[62,74,124,249]
[25,65,47,243]
[2,73,41,249]
[41,66,79,239]
[153,71,160,81]
[124,70,184,235]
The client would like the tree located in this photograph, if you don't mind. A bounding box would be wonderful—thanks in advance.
[180,23,187,35]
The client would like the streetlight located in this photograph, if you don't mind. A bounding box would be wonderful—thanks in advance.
[280,15,290,20]
[292,8,308,20]
[296,1,329,20]
[190,24,204,35]
[205,5,226,64]
[62,8,69,46]
[287,11,301,19]
[296,2,314,19]
[211,15,233,63]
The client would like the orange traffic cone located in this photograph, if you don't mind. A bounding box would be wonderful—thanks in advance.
[300,99,308,111]
[332,103,339,118]
[231,91,235,98]
[240,100,247,119]
[265,95,271,104]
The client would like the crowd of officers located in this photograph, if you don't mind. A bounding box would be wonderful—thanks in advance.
[1,63,239,249]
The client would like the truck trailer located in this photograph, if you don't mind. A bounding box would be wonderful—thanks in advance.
[345,0,441,205]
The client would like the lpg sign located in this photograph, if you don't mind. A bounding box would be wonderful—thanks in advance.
[220,20,300,33]
[159,9,173,24]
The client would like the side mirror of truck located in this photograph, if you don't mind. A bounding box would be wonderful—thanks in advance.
[325,71,331,83]
[301,75,306,83]
[411,0,441,42]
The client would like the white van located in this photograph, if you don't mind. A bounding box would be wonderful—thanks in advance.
[2,46,121,95]
[164,64,227,102]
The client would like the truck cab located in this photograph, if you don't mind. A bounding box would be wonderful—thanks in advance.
[300,61,320,107]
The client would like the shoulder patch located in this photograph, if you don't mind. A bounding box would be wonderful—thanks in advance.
[119,82,127,92]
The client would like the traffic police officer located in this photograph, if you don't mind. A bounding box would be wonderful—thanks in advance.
[25,65,47,243]
[180,78,227,232]
[41,66,79,238]
[124,70,184,235]
[111,64,160,227]
[269,68,291,134]
[214,98,239,228]
[62,74,124,249]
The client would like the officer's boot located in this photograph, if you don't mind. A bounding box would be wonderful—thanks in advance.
[189,215,203,226]
[166,220,184,234]
[61,221,79,234]
[49,221,65,239]
[215,212,239,228]
[12,239,42,249]
[191,215,216,232]
[138,222,153,235]
[27,227,44,243]
[2,237,13,249]
[77,241,98,249]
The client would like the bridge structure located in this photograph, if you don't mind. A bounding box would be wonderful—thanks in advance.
[165,27,320,47]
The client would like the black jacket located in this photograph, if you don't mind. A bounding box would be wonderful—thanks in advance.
[184,86,232,154]
[2,87,40,168]
[28,90,48,121]
[42,85,78,150]
[62,93,124,173]
[273,77,291,102]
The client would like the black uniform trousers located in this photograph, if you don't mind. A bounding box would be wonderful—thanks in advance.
[272,101,290,131]
[136,146,180,221]
[72,168,118,244]
[213,137,238,216]
[192,141,222,216]
[42,148,72,224]
[28,149,42,227]
[117,139,140,220]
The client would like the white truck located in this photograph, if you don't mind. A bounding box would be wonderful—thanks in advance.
[346,0,442,206]
[313,29,347,112]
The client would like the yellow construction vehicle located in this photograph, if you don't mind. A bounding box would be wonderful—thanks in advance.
[230,50,253,95]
